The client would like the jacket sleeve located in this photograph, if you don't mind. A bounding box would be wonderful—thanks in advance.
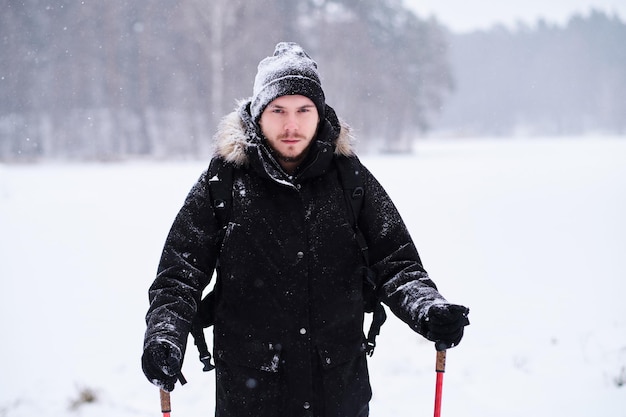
[358,165,448,337]
[143,168,222,354]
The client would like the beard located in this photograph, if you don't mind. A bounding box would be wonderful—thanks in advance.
[270,132,315,165]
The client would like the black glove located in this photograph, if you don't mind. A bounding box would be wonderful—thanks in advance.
[424,303,470,350]
[141,341,182,392]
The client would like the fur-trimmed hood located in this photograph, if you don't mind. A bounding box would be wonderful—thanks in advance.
[213,99,355,167]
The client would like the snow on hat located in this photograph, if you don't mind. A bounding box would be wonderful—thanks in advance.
[251,42,325,122]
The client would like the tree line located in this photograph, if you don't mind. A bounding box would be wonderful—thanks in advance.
[1,3,624,161]
[435,10,626,136]
[0,0,451,161]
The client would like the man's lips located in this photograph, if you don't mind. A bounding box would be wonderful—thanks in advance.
[279,133,305,141]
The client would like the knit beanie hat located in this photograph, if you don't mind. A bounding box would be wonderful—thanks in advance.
[250,42,326,122]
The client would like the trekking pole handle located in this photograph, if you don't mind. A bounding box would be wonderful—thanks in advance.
[435,341,447,372]
[160,389,171,417]
[436,349,446,373]
[158,373,186,416]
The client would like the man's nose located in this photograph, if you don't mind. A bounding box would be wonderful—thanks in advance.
[284,114,298,131]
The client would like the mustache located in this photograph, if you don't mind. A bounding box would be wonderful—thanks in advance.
[278,132,307,140]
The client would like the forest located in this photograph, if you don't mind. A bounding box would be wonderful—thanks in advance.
[1,1,625,161]
[439,10,626,137]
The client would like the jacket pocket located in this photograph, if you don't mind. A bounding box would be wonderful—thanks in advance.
[216,340,282,372]
[316,337,368,369]
[316,337,372,416]
[214,340,286,416]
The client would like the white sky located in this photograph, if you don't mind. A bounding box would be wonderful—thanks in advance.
[402,0,626,32]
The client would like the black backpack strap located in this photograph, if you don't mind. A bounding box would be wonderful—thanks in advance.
[335,156,369,265]
[190,157,235,372]
[190,323,215,372]
[366,302,387,356]
[335,156,387,356]
[208,157,234,227]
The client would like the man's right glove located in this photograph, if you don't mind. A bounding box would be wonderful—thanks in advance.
[141,341,182,392]
[423,303,470,349]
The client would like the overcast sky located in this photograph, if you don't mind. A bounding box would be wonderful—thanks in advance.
[402,0,626,32]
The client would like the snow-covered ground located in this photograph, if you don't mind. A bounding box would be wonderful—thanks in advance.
[1,137,625,417]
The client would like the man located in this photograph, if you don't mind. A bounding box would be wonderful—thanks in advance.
[142,42,469,417]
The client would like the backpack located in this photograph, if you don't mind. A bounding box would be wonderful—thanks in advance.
[189,155,387,372]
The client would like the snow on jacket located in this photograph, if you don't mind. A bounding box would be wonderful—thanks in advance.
[143,100,448,417]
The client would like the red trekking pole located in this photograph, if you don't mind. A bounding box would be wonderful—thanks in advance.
[433,343,447,417]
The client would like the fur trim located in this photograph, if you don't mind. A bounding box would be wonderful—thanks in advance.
[213,103,355,166]
[212,109,251,166]
[334,118,355,157]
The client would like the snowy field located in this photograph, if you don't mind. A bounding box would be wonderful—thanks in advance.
[1,137,625,417]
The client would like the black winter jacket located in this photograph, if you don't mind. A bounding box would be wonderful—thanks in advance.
[144,101,448,417]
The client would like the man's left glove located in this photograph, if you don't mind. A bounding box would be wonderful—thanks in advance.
[141,341,182,392]
[424,303,470,349]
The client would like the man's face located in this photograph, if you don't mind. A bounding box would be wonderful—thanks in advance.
[259,95,319,173]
